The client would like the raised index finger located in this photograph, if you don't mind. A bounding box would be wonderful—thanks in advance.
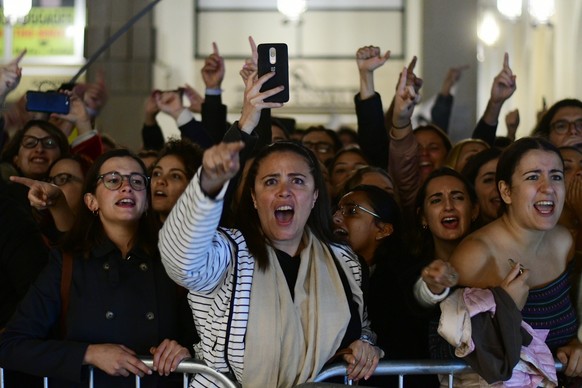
[407,56,417,74]
[9,175,36,188]
[10,49,27,66]
[503,52,509,70]
[212,41,219,56]
[248,36,258,65]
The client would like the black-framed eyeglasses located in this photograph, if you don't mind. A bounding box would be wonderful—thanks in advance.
[21,135,58,149]
[48,173,83,186]
[97,171,148,191]
[303,141,333,154]
[550,119,582,134]
[336,203,381,219]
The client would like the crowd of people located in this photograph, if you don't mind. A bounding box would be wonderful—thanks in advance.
[0,35,581,388]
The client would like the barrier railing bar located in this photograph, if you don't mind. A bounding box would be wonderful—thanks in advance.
[314,359,565,387]
[0,358,565,387]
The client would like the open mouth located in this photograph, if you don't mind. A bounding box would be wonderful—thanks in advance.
[333,227,348,239]
[154,190,167,197]
[116,198,135,207]
[533,200,554,215]
[275,205,294,224]
[441,216,459,229]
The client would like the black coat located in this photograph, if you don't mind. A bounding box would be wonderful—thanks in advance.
[0,239,197,388]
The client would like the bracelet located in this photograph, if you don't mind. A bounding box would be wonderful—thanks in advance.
[359,334,375,346]
[392,121,411,130]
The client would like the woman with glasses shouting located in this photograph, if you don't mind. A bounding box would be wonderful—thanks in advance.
[0,149,197,388]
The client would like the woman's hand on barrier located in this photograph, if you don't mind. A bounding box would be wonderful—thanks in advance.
[84,343,152,377]
[150,338,191,376]
[557,338,582,377]
[343,339,381,381]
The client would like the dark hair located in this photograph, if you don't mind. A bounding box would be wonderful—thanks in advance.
[235,141,336,270]
[1,120,70,174]
[151,138,203,180]
[531,99,582,139]
[337,126,359,145]
[412,167,477,258]
[343,184,401,265]
[496,137,563,213]
[271,117,290,139]
[460,147,503,188]
[339,165,395,198]
[445,138,489,170]
[61,149,158,258]
[328,145,370,175]
[302,125,342,154]
[137,149,159,160]
[50,153,94,179]
[413,124,453,153]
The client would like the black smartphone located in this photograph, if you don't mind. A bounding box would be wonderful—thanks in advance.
[257,43,289,103]
[25,91,70,114]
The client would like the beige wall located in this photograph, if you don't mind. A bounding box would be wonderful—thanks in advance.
[477,0,582,139]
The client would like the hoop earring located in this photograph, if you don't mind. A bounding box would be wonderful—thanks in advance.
[422,224,428,230]
[93,209,99,216]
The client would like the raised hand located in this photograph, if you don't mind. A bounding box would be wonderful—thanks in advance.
[0,49,26,100]
[240,36,258,82]
[405,56,423,94]
[440,65,469,96]
[83,69,108,115]
[392,66,420,129]
[356,45,390,100]
[51,92,93,135]
[238,71,284,133]
[201,42,225,89]
[150,338,191,376]
[356,46,390,73]
[183,84,204,114]
[490,53,516,105]
[144,89,161,126]
[84,343,152,378]
[505,108,520,140]
[201,141,245,196]
[155,89,184,120]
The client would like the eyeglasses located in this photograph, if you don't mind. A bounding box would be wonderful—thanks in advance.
[303,141,333,154]
[48,173,83,186]
[336,203,381,219]
[21,135,58,149]
[97,171,148,191]
[550,119,582,134]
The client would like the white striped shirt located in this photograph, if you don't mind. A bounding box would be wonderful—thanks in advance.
[159,170,365,387]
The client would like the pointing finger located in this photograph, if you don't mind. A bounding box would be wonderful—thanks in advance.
[212,41,219,56]
[11,49,27,66]
[407,56,417,74]
[503,52,509,70]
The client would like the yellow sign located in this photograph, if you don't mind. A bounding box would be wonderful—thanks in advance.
[0,7,77,57]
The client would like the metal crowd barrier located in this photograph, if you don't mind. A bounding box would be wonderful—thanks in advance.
[0,357,237,388]
[313,359,565,388]
[0,358,565,388]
